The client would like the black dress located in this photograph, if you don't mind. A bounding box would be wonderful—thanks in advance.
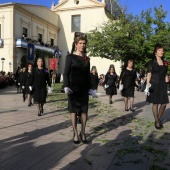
[90,73,99,90]
[30,68,51,103]
[146,59,169,104]
[104,73,117,95]
[22,72,33,94]
[120,69,137,97]
[63,54,91,114]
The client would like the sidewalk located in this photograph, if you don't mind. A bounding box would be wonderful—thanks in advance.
[0,86,170,170]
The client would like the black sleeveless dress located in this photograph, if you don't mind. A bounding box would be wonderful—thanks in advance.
[63,54,91,114]
[146,59,169,104]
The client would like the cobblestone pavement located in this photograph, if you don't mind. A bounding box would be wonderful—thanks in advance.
[0,86,170,170]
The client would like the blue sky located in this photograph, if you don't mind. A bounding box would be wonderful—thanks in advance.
[0,0,169,21]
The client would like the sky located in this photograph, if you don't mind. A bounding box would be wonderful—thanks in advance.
[0,0,170,21]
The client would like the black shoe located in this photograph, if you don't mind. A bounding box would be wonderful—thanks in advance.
[79,132,88,144]
[73,133,81,145]
[38,112,42,116]
[130,108,135,112]
[159,121,164,129]
[28,104,31,107]
[125,109,129,111]
[109,101,113,104]
[155,122,161,130]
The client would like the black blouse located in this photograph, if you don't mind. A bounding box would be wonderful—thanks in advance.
[63,54,91,92]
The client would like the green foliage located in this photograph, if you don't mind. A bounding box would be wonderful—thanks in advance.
[87,5,170,72]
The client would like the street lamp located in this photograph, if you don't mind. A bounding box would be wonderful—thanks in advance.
[1,57,5,71]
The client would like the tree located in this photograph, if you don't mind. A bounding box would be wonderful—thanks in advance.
[87,5,170,71]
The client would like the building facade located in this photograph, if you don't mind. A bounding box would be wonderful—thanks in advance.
[0,3,60,73]
[0,0,122,75]
[52,0,122,75]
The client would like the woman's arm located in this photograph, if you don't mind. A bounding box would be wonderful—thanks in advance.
[146,72,152,85]
[63,55,72,87]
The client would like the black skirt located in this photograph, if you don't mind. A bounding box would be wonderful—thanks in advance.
[34,87,47,103]
[67,90,89,114]
[146,82,169,104]
[121,86,135,97]
[106,86,117,95]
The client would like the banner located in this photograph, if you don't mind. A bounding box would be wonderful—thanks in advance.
[50,58,58,70]
[27,43,35,61]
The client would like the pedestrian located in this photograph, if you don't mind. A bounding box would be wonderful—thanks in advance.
[63,32,95,145]
[145,44,169,129]
[22,62,33,106]
[30,57,51,116]
[119,58,138,112]
[103,64,117,104]
[90,66,99,97]
[51,70,56,86]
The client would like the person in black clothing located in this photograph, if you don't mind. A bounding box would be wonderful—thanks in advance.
[119,59,137,112]
[22,63,33,106]
[103,64,117,104]
[63,32,95,144]
[30,57,51,116]
[90,66,99,97]
[145,44,169,129]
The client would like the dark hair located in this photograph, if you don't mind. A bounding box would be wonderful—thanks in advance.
[107,64,116,73]
[71,32,87,54]
[123,58,135,70]
[153,43,164,60]
[91,66,98,74]
[154,43,164,54]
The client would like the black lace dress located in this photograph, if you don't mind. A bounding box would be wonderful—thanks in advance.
[103,73,117,95]
[120,69,137,97]
[146,59,169,104]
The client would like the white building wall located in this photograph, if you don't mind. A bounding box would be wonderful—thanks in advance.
[54,0,122,75]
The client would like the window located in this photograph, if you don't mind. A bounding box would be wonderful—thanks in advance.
[38,33,43,42]
[23,27,28,38]
[51,38,54,46]
[71,15,81,32]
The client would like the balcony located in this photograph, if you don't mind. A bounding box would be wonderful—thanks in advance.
[0,38,3,47]
[16,38,62,56]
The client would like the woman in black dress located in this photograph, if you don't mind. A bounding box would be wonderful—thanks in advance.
[22,63,33,106]
[63,32,94,144]
[30,57,51,116]
[145,44,169,129]
[90,66,99,97]
[103,65,117,104]
[119,59,137,112]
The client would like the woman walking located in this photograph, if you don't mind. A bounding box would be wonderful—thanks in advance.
[145,44,169,129]
[119,59,137,112]
[22,62,33,106]
[63,32,94,144]
[103,65,117,104]
[30,57,51,116]
[90,66,99,97]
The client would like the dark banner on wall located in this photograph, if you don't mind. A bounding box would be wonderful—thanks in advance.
[50,58,58,70]
[27,43,35,61]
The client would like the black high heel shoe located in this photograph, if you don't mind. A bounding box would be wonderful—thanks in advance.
[79,132,88,144]
[125,108,129,111]
[159,121,164,129]
[73,133,81,145]
[155,122,161,130]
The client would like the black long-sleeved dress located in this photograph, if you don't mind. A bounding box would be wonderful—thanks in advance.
[63,54,91,114]
[30,68,51,103]
[146,59,169,104]
[103,73,117,95]
[90,73,99,90]
[120,69,137,97]
[22,72,33,94]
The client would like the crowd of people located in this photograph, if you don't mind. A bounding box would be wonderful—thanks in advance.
[1,31,170,145]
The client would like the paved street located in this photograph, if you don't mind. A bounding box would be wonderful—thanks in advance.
[0,86,170,170]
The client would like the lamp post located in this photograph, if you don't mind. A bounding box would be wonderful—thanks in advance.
[1,57,5,71]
